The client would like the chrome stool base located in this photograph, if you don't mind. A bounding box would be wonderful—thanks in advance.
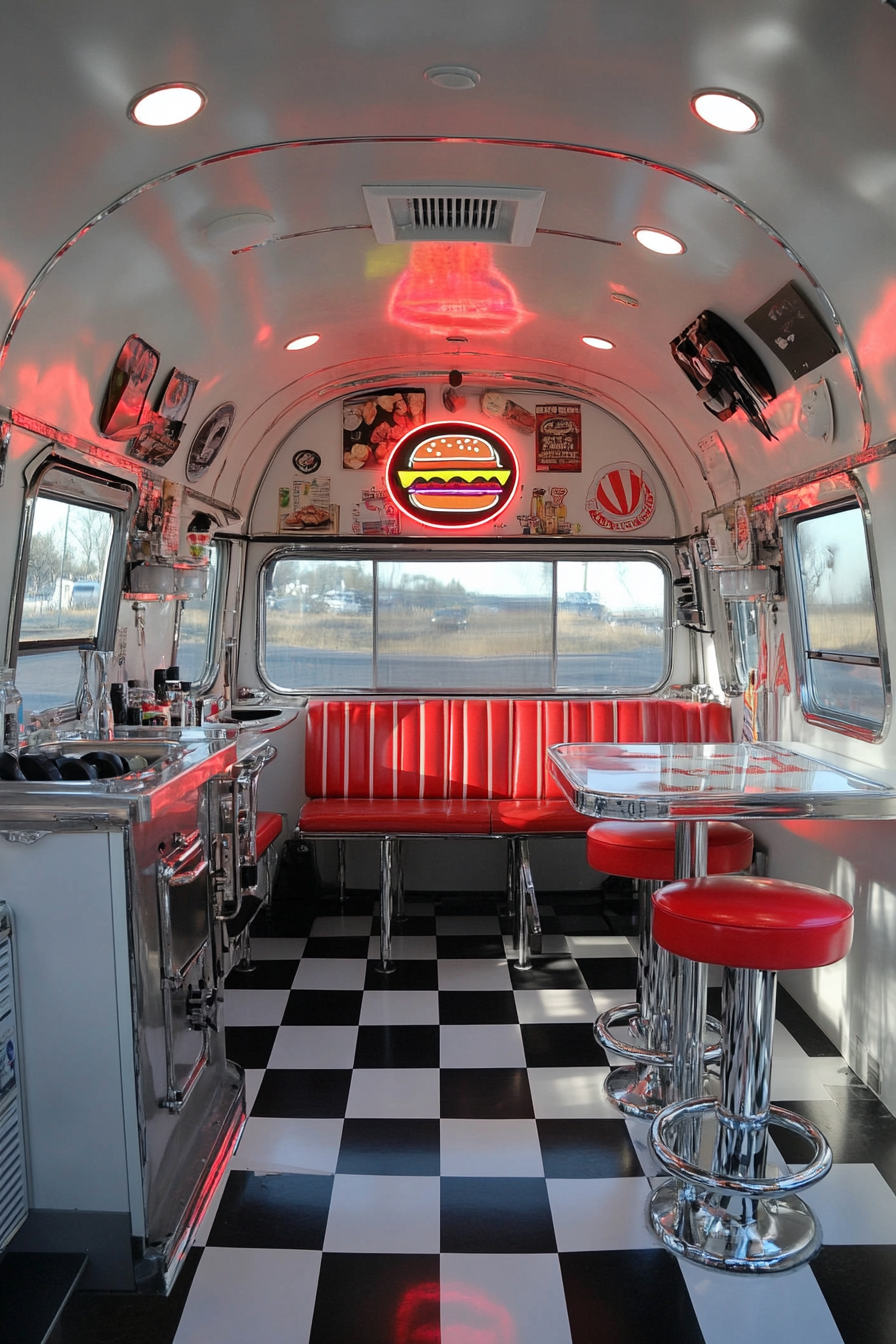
[605,1063,673,1117]
[595,1002,722,1118]
[648,1181,821,1274]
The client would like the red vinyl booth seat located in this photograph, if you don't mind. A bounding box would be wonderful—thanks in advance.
[256,811,283,854]
[300,698,734,839]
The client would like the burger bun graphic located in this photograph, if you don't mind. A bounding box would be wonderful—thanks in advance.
[387,423,519,529]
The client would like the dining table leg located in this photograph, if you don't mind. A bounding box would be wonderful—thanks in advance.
[671,820,709,1163]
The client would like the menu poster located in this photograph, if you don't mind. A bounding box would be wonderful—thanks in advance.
[352,485,401,536]
[278,477,339,534]
[535,403,582,472]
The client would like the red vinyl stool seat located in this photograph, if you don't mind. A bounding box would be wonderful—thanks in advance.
[586,820,754,882]
[256,811,283,854]
[647,875,853,1273]
[587,821,754,1118]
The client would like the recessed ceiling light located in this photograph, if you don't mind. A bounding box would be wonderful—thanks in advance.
[423,65,481,90]
[128,82,207,126]
[205,212,275,251]
[634,227,686,255]
[691,89,763,133]
[285,333,320,351]
[582,336,615,350]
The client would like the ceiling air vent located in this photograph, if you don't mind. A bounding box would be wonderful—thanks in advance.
[363,184,545,246]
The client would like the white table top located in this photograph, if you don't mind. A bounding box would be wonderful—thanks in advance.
[547,740,896,822]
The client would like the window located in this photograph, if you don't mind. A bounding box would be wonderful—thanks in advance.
[176,542,225,691]
[725,600,760,692]
[12,462,132,719]
[788,503,887,734]
[260,552,669,694]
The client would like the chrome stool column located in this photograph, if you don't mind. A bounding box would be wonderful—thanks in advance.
[647,875,853,1273]
[587,821,753,1118]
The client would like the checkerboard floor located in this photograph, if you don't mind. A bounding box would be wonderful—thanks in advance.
[60,891,896,1344]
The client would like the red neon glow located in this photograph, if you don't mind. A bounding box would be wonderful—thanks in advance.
[395,1280,516,1344]
[388,243,531,336]
[384,421,520,531]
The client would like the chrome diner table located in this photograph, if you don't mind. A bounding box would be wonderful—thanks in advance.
[547,740,896,1110]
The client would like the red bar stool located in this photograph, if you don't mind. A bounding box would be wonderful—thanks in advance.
[647,875,853,1273]
[588,820,753,1117]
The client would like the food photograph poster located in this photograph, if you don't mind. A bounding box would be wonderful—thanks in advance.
[342,388,426,469]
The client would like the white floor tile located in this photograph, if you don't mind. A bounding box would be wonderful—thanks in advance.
[359,989,440,1025]
[310,915,372,936]
[591,989,635,1019]
[346,1068,441,1118]
[244,1069,265,1114]
[438,958,513,991]
[368,934,438,959]
[230,1117,343,1175]
[174,1247,321,1344]
[224,989,289,1027]
[323,1174,441,1252]
[527,1066,619,1119]
[267,1025,359,1070]
[441,1254,573,1344]
[292,957,367,991]
[771,1055,853,1101]
[440,1119,544,1177]
[772,1021,811,1060]
[247,937,307,960]
[680,1258,844,1344]
[437,915,502,934]
[803,1162,896,1243]
[514,989,599,1024]
[440,1023,526,1068]
[547,1176,656,1251]
[566,935,636,959]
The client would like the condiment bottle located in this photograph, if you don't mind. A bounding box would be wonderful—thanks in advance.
[0,669,23,759]
[166,665,183,728]
[180,681,196,728]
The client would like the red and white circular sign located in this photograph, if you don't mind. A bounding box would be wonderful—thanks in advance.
[587,462,656,532]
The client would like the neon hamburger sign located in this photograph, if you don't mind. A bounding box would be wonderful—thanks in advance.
[385,422,520,530]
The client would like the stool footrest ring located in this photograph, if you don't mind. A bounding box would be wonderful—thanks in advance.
[595,1005,722,1069]
[650,1096,833,1196]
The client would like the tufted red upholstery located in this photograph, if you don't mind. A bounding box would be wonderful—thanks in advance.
[301,698,734,838]
[256,811,283,854]
[586,820,753,881]
[652,876,853,970]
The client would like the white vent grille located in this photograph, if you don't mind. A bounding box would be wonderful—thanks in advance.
[363,184,545,246]
[0,920,27,1251]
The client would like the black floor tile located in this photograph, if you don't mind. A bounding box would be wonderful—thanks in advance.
[224,1025,278,1070]
[353,1025,441,1069]
[436,934,507,959]
[301,936,371,959]
[440,1067,534,1119]
[282,989,364,1025]
[812,1244,896,1344]
[251,1068,353,1118]
[776,985,841,1056]
[773,1095,896,1194]
[364,959,439,990]
[537,1119,642,1178]
[508,955,588,991]
[440,1176,557,1252]
[208,1170,333,1249]
[336,1118,441,1175]
[309,1253,440,1344]
[521,1022,609,1068]
[576,957,639,990]
[57,1248,203,1344]
[224,958,299,991]
[561,1250,704,1344]
[558,913,618,934]
[438,990,519,1024]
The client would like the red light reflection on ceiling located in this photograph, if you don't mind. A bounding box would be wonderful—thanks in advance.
[858,279,896,426]
[395,1280,516,1344]
[388,243,531,337]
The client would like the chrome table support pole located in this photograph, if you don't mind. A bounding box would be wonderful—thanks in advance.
[337,838,346,903]
[377,836,396,973]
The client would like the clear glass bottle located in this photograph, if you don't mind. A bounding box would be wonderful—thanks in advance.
[180,681,196,728]
[94,650,115,742]
[166,665,183,728]
[75,645,97,738]
[0,668,23,758]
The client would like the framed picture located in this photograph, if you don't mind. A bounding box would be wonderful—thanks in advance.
[185,402,236,481]
[535,403,582,471]
[157,368,198,424]
[127,413,181,466]
[343,388,426,469]
[99,333,160,440]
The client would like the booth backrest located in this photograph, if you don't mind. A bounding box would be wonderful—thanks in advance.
[305,698,732,802]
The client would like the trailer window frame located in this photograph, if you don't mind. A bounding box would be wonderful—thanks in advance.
[783,490,890,741]
[256,544,673,697]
